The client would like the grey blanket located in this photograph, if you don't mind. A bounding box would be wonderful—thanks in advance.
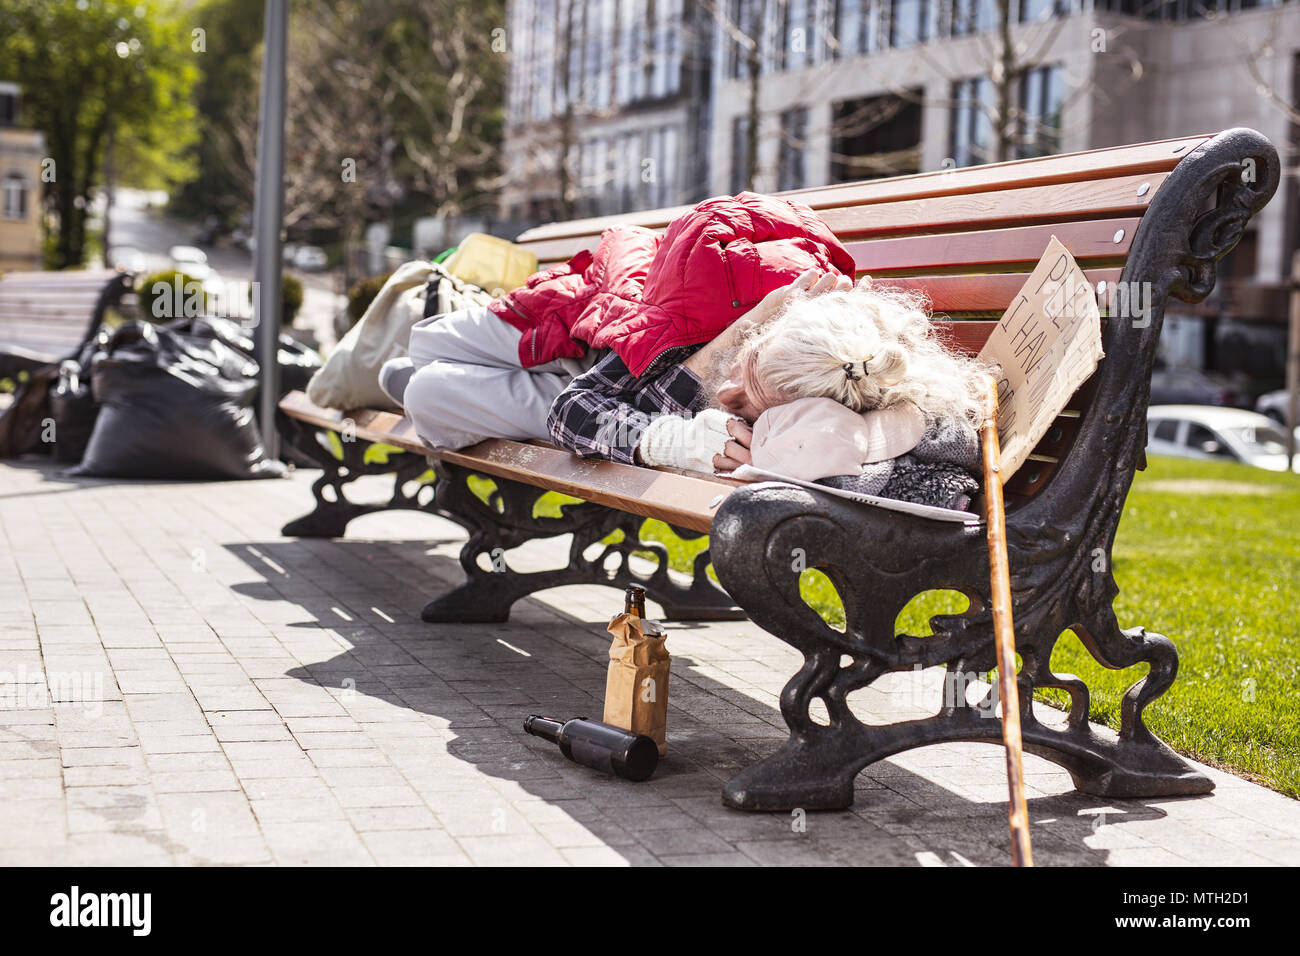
[818,417,981,512]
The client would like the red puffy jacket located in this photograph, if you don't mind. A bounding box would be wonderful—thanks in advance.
[490,192,857,377]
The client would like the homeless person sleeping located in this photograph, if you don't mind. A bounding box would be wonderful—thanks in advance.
[375,191,989,513]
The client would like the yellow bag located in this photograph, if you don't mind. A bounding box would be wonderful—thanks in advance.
[441,233,538,298]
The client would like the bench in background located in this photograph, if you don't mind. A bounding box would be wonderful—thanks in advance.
[279,128,1279,811]
[0,269,133,383]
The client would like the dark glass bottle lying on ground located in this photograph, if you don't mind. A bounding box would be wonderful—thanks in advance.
[523,715,659,782]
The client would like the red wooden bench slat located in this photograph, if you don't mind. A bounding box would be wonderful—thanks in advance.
[517,174,1165,264]
[0,305,104,322]
[875,267,1122,314]
[518,217,1140,271]
[277,391,733,533]
[846,218,1138,273]
[779,136,1203,207]
[0,269,122,281]
[0,326,89,346]
[815,173,1162,238]
[0,274,122,286]
[1005,457,1058,498]
[0,283,117,293]
[516,135,1207,244]
[517,205,1149,269]
[0,284,111,294]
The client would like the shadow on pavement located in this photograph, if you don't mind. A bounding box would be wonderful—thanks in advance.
[226,536,1177,866]
[0,455,284,499]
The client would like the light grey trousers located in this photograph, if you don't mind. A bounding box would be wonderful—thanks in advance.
[379,305,593,451]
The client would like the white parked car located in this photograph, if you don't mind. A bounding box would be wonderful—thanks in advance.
[167,245,212,282]
[1256,389,1296,428]
[291,245,328,271]
[107,245,145,273]
[1146,405,1298,473]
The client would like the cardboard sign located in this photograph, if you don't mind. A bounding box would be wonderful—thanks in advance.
[603,612,670,756]
[977,236,1104,482]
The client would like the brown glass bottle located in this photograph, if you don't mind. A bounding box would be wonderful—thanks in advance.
[623,583,665,637]
[523,715,659,782]
[625,584,647,618]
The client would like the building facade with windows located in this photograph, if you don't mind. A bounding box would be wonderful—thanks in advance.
[499,0,715,222]
[503,1,1299,374]
[0,82,45,273]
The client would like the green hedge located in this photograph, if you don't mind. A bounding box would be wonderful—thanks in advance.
[137,270,304,325]
[279,273,304,325]
[138,270,207,321]
[346,273,393,326]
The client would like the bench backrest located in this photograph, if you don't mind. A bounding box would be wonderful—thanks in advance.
[511,131,1278,511]
[0,269,129,364]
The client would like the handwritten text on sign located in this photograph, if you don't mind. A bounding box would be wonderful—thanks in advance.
[977,236,1104,482]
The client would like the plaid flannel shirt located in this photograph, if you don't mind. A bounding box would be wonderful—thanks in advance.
[547,346,708,464]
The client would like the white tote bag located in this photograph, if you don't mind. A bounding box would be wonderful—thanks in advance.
[306,261,490,411]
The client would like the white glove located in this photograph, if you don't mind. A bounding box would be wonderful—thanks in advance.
[637,409,740,474]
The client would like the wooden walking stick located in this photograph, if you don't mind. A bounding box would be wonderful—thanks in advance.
[979,374,1034,867]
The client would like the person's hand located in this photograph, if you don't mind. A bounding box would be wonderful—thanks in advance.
[712,418,753,473]
[737,268,852,335]
[638,409,751,475]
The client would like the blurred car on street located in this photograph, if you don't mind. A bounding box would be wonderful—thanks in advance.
[1147,404,1298,473]
[1148,366,1250,407]
[168,245,213,282]
[1256,389,1296,427]
[290,245,329,271]
[107,245,145,273]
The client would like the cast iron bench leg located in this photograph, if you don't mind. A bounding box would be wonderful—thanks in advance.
[706,128,1280,812]
[278,413,437,539]
[709,484,1212,811]
[279,418,744,622]
[422,461,744,623]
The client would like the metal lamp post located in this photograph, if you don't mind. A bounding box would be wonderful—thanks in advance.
[252,0,287,461]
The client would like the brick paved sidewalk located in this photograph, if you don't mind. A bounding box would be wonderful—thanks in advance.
[2,459,1298,866]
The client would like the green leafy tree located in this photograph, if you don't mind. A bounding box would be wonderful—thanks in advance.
[382,0,506,218]
[210,0,505,283]
[170,0,266,225]
[0,0,198,269]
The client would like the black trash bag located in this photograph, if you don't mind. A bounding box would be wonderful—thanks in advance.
[44,323,126,464]
[70,320,286,480]
[276,335,323,395]
[169,315,322,397]
[49,358,99,464]
[0,329,104,461]
[0,362,59,459]
[159,316,323,469]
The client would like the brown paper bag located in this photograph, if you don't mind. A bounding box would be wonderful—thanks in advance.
[603,612,670,756]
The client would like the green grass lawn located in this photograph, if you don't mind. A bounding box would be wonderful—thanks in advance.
[635,455,1300,798]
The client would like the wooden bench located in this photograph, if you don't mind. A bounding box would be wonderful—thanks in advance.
[278,128,1279,811]
[0,269,134,383]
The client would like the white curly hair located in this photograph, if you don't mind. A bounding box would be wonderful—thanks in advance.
[738,286,990,428]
